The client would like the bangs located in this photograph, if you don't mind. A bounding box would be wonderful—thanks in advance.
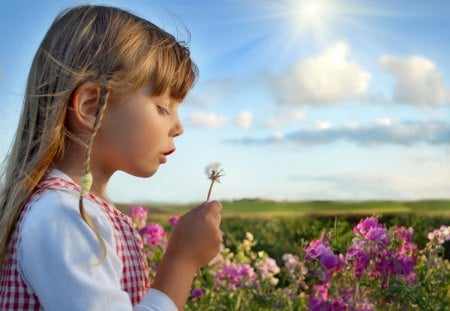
[126,35,198,101]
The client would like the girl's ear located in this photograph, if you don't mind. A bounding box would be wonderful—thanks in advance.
[67,82,101,134]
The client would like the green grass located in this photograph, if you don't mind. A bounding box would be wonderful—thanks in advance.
[116,198,450,218]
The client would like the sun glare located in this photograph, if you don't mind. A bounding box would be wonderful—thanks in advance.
[293,0,331,31]
[303,3,323,20]
[234,0,393,70]
[282,0,334,50]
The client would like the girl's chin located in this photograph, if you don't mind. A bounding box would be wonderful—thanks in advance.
[122,167,158,178]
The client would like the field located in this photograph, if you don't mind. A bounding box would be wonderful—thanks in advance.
[117,198,450,218]
[118,199,450,259]
[122,200,450,310]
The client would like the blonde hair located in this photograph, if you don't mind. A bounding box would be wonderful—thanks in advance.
[0,5,197,267]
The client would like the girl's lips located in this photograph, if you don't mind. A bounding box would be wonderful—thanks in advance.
[163,148,175,156]
[160,148,175,163]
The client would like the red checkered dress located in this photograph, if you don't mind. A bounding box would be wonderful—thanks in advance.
[0,175,150,310]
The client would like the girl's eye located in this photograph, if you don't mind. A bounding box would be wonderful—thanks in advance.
[157,105,170,115]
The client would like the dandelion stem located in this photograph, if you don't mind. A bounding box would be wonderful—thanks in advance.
[205,162,224,201]
[206,179,214,201]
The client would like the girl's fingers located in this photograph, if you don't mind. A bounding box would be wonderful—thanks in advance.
[199,201,222,226]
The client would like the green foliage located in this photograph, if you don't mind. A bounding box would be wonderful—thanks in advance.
[221,215,450,261]
[130,203,450,310]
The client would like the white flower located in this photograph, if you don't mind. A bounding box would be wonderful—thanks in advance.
[205,162,225,201]
[205,162,225,183]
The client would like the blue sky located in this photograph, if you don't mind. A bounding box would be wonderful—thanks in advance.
[1,0,449,204]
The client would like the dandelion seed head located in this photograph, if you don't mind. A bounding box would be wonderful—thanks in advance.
[205,161,225,183]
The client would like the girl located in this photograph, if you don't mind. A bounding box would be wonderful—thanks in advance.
[0,5,222,311]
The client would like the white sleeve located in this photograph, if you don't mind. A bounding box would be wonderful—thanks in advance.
[137,289,178,311]
[18,190,178,311]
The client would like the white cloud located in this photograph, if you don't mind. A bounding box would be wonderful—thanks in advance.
[374,117,393,127]
[379,55,450,107]
[306,120,332,131]
[235,111,253,130]
[265,109,306,128]
[188,111,228,128]
[274,42,371,105]
[229,119,450,146]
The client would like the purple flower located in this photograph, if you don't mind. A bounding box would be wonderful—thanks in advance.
[354,217,380,233]
[305,235,331,261]
[365,226,388,244]
[140,223,166,246]
[320,250,339,270]
[191,288,204,299]
[308,284,346,311]
[395,256,415,275]
[304,235,341,283]
[215,263,257,290]
[346,248,369,279]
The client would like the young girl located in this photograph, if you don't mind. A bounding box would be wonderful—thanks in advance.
[0,5,222,310]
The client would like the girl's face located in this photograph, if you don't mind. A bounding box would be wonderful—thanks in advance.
[93,86,184,178]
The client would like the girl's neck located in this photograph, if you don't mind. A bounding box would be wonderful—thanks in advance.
[55,144,112,201]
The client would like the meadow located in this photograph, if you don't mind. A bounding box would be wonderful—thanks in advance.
[121,200,450,310]
[118,198,450,218]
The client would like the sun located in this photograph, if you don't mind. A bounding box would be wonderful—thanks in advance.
[284,0,338,47]
[302,2,325,21]
[292,0,333,37]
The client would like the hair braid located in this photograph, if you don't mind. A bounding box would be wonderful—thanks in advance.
[79,86,109,264]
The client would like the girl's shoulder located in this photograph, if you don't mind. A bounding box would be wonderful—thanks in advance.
[24,187,88,226]
[20,185,115,247]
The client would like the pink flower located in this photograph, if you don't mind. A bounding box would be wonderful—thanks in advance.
[256,257,280,285]
[354,217,389,245]
[140,223,166,246]
[282,253,300,274]
[427,226,450,244]
[168,216,180,228]
[130,205,148,229]
[395,227,414,243]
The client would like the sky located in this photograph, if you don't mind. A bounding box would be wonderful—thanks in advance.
[1,0,450,204]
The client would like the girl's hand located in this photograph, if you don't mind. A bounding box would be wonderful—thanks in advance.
[166,200,222,269]
[150,200,222,310]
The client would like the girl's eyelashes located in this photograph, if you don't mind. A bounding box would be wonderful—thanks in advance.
[157,105,170,115]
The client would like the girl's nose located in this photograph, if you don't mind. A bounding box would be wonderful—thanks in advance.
[172,119,184,137]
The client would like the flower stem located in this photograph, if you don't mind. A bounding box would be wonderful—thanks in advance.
[206,179,214,201]
[334,216,338,245]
